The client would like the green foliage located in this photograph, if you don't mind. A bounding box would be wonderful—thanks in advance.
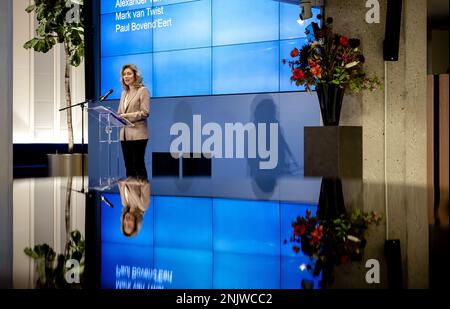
[24,230,85,289]
[23,0,84,67]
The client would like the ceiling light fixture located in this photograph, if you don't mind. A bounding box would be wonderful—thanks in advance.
[299,0,324,21]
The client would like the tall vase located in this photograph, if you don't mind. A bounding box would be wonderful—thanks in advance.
[317,177,347,289]
[317,177,346,220]
[316,83,345,126]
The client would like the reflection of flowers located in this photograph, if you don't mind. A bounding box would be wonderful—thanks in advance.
[310,225,323,245]
[287,209,382,287]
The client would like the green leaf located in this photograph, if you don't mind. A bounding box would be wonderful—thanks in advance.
[24,247,39,259]
[36,23,46,37]
[37,258,47,285]
[71,26,84,32]
[71,230,81,243]
[23,38,38,50]
[71,53,80,67]
[25,4,35,13]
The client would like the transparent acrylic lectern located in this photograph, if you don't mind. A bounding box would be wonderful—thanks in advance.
[88,105,134,182]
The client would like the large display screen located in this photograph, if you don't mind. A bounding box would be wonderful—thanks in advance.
[100,0,320,99]
[100,193,320,289]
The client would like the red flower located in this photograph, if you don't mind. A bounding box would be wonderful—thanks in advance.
[290,48,299,58]
[294,223,306,236]
[340,255,350,264]
[310,66,322,78]
[281,59,286,65]
[339,36,349,46]
[308,59,320,70]
[310,225,323,245]
[293,68,305,80]
[292,245,300,253]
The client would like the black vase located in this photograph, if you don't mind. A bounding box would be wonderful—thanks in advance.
[316,83,345,126]
[316,177,346,289]
[317,177,346,220]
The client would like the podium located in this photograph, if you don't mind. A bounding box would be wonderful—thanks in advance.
[88,105,134,180]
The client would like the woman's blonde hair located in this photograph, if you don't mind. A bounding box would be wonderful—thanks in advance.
[121,64,144,90]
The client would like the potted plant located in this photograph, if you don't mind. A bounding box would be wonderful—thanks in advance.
[24,230,85,289]
[24,0,85,176]
[283,15,381,125]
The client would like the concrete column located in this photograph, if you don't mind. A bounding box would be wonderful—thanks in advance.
[0,0,14,289]
[386,0,428,288]
[326,0,428,288]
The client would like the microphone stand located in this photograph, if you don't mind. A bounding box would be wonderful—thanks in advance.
[59,94,105,194]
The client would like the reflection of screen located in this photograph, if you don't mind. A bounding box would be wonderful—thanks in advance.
[101,194,320,289]
[100,0,320,99]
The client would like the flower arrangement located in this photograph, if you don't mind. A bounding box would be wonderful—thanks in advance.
[287,209,382,285]
[283,16,381,93]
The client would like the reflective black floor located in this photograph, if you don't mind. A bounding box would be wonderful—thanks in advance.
[10,175,448,289]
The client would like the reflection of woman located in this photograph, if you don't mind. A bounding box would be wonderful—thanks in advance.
[118,64,150,178]
[119,177,151,237]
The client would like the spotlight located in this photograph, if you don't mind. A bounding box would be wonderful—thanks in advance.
[299,0,323,21]
[299,0,312,21]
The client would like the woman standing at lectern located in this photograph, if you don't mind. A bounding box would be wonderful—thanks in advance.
[118,64,150,178]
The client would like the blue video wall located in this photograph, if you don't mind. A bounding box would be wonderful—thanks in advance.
[100,0,320,99]
[100,193,320,289]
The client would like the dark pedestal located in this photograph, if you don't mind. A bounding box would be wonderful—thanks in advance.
[304,126,362,178]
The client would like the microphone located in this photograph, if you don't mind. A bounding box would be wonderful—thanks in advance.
[99,89,113,102]
[101,194,114,208]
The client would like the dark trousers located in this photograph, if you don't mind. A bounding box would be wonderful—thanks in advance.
[121,139,148,178]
